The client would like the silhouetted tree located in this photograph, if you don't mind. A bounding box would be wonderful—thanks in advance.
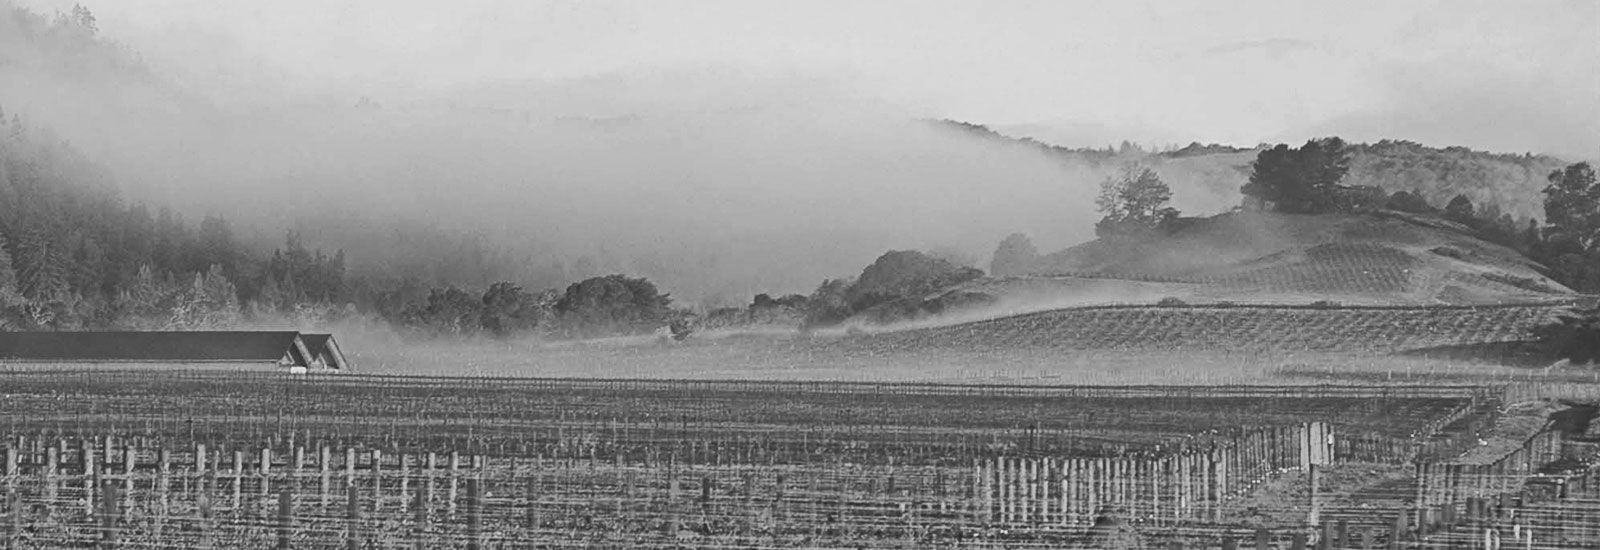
[1444,194,1476,225]
[1095,165,1179,238]
[1241,137,1351,214]
[1542,162,1599,253]
[553,275,672,338]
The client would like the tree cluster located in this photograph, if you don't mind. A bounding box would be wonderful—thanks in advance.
[1531,163,1600,293]
[1094,165,1180,239]
[801,250,984,328]
[0,103,698,340]
[1240,137,1353,214]
[0,106,276,330]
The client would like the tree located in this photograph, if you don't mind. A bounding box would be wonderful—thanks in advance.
[1095,165,1179,238]
[1444,194,1476,225]
[69,4,97,35]
[479,282,540,338]
[1542,162,1599,253]
[13,227,69,303]
[0,233,21,307]
[1383,191,1433,213]
[1241,137,1351,214]
[166,265,241,329]
[403,287,483,335]
[990,233,1039,277]
[801,278,854,329]
[553,275,672,338]
[1533,303,1600,366]
[848,250,984,311]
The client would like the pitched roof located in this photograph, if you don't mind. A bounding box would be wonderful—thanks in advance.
[299,333,349,370]
[0,331,311,365]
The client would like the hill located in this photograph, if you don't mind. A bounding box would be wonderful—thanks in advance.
[933,121,1572,223]
[989,210,1571,307]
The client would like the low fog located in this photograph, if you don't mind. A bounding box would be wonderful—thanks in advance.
[3,0,1595,306]
[0,15,1108,303]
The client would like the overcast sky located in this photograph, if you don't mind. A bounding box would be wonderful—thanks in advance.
[20,0,1598,157]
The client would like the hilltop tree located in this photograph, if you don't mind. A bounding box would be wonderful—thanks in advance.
[1241,137,1351,214]
[1095,165,1179,238]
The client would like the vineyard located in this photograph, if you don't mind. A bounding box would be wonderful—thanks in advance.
[827,304,1566,356]
[0,369,1595,548]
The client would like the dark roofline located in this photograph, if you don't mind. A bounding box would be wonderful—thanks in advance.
[0,331,314,366]
[300,333,351,370]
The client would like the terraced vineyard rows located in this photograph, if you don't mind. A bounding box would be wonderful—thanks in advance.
[832,304,1565,355]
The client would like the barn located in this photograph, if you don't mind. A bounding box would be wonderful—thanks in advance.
[299,333,350,370]
[0,331,349,371]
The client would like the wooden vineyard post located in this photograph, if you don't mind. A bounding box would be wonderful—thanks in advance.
[1255,527,1270,550]
[345,484,363,550]
[99,478,121,549]
[4,491,19,550]
[197,475,213,550]
[1388,509,1407,550]
[411,480,429,550]
[233,450,244,513]
[43,446,56,511]
[320,445,332,509]
[466,478,483,550]
[399,453,411,515]
[371,449,383,513]
[523,478,538,533]
[276,488,293,550]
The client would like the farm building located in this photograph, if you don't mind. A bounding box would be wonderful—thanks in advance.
[299,333,350,370]
[0,331,349,371]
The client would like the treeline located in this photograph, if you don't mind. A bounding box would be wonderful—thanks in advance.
[0,105,708,340]
[0,104,346,330]
[1241,138,1600,293]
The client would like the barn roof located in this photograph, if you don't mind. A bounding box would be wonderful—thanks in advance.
[0,331,313,365]
[299,333,350,370]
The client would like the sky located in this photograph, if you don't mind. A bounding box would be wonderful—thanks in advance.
[23,0,1600,158]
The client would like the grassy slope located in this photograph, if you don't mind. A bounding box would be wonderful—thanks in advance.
[1013,211,1570,306]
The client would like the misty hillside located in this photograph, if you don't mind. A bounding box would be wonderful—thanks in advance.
[988,210,1571,307]
[0,1,1118,305]
[935,121,1571,223]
